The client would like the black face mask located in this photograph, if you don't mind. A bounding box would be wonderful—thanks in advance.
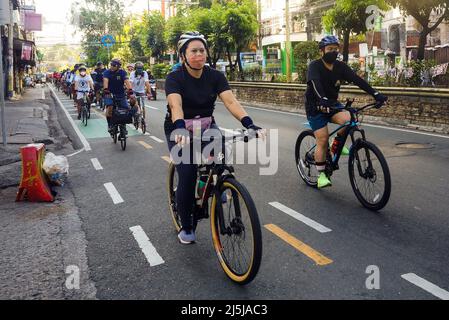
[322,51,338,64]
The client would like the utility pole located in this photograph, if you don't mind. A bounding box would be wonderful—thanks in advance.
[7,3,13,98]
[1,32,6,146]
[285,0,292,82]
[258,0,262,50]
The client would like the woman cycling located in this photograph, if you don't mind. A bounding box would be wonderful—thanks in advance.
[165,32,264,244]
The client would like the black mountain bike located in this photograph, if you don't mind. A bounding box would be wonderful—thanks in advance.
[133,94,147,134]
[109,96,130,151]
[295,99,391,211]
[167,130,262,284]
[79,91,91,127]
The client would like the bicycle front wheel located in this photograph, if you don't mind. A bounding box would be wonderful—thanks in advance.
[167,162,181,232]
[348,140,391,211]
[82,108,88,126]
[210,178,262,285]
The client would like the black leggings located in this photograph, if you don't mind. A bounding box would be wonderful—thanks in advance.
[164,118,223,231]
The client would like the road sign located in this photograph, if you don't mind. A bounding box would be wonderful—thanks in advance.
[101,35,116,48]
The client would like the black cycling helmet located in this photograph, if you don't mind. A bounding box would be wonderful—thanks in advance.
[96,61,104,67]
[177,31,210,71]
[319,35,340,49]
[110,58,122,68]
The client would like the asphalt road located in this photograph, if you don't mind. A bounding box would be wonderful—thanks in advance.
[50,85,449,300]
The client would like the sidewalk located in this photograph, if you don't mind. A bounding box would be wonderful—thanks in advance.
[0,86,96,299]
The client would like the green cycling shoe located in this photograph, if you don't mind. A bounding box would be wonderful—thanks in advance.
[317,172,332,189]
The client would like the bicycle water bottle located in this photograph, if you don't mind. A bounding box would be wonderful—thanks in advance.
[196,174,208,203]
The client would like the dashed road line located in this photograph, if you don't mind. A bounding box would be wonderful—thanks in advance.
[265,224,333,266]
[150,135,164,143]
[130,226,165,267]
[138,141,153,149]
[161,156,171,163]
[269,202,332,233]
[91,158,103,170]
[146,106,158,110]
[104,182,124,204]
[401,273,449,300]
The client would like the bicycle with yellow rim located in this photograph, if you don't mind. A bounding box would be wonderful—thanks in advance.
[167,130,262,285]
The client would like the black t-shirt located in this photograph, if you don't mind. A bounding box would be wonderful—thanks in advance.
[93,68,106,84]
[165,65,231,119]
[305,59,376,116]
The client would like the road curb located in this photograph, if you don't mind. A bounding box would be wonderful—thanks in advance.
[48,85,91,151]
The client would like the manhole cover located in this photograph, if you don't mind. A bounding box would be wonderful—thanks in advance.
[395,142,434,149]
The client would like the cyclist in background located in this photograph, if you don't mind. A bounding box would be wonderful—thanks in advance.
[103,58,134,133]
[305,35,388,189]
[74,64,94,119]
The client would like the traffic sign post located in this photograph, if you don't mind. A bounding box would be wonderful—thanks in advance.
[101,35,116,62]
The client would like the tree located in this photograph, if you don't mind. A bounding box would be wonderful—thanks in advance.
[293,41,320,82]
[322,0,389,62]
[70,0,126,65]
[165,12,190,53]
[189,5,230,68]
[144,11,168,62]
[223,0,258,73]
[387,0,449,60]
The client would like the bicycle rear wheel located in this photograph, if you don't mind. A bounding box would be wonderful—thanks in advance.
[295,130,319,187]
[120,125,127,151]
[82,107,88,126]
[348,140,391,211]
[210,177,262,285]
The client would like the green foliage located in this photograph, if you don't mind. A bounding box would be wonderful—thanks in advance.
[71,0,126,64]
[242,65,263,81]
[151,63,171,79]
[404,59,437,87]
[322,0,389,61]
[144,12,168,62]
[293,41,320,83]
[386,0,449,60]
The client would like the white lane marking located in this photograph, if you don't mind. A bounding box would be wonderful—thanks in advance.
[48,86,92,151]
[104,182,124,204]
[42,89,45,99]
[67,148,85,157]
[146,106,158,110]
[91,158,103,171]
[129,226,165,267]
[216,102,449,140]
[269,202,332,233]
[402,273,449,300]
[150,135,164,143]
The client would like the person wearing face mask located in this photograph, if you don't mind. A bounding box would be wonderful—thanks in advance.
[74,65,94,120]
[305,35,388,189]
[164,32,265,244]
[129,61,152,120]
[103,58,134,133]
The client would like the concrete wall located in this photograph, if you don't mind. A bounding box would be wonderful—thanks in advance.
[157,80,449,134]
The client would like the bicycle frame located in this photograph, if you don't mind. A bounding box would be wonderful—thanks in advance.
[189,133,255,236]
[305,101,380,176]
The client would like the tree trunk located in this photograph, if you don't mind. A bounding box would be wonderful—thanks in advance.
[343,29,350,63]
[226,47,234,72]
[417,29,429,61]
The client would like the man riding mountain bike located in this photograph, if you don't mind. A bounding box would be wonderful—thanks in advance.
[92,61,106,108]
[305,35,388,189]
[103,58,134,133]
[165,31,265,244]
[129,61,151,115]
